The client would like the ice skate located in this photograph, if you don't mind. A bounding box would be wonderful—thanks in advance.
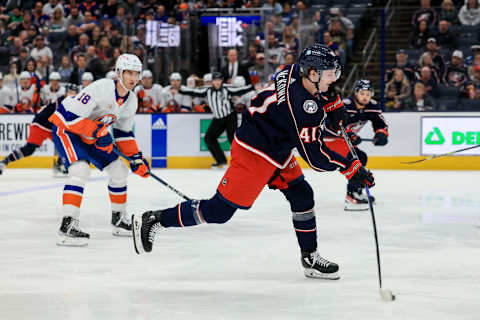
[112,211,132,237]
[345,189,370,211]
[211,161,227,169]
[52,157,68,177]
[132,210,163,254]
[57,216,89,247]
[301,251,340,280]
[0,160,5,175]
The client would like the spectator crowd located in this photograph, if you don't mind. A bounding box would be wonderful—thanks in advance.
[386,0,480,111]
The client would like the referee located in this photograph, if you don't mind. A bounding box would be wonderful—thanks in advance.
[179,72,254,168]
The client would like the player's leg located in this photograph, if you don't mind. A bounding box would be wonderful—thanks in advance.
[205,118,228,167]
[103,157,132,236]
[52,126,90,246]
[225,112,237,144]
[271,158,339,280]
[132,139,277,254]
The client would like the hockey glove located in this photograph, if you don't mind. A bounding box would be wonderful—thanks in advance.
[341,160,375,190]
[374,129,388,146]
[130,152,150,178]
[327,106,348,131]
[93,124,113,153]
[347,131,361,146]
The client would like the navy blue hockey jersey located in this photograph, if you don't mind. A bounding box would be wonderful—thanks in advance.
[325,96,388,138]
[235,64,351,172]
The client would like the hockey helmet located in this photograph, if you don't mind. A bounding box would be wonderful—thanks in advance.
[19,71,31,80]
[49,72,61,81]
[65,83,79,93]
[354,79,374,97]
[115,53,142,90]
[298,43,341,80]
[82,72,94,81]
[141,69,153,79]
[211,72,223,80]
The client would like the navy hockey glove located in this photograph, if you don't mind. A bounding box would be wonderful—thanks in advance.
[347,131,361,146]
[327,106,348,131]
[130,152,150,178]
[374,129,388,146]
[341,160,375,190]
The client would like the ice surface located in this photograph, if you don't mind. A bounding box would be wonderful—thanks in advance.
[1,169,479,320]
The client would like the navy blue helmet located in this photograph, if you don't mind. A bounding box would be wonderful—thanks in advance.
[65,83,79,93]
[354,79,374,97]
[298,43,341,80]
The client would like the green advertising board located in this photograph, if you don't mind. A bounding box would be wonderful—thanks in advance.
[200,119,231,151]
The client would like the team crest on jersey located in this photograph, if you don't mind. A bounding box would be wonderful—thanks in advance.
[303,100,318,114]
[94,114,117,125]
[222,178,227,186]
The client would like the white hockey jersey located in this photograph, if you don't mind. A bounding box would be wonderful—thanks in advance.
[15,85,39,112]
[0,86,16,113]
[41,85,66,105]
[160,85,192,111]
[134,84,163,112]
[50,79,140,155]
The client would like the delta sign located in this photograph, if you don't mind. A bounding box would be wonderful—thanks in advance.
[421,117,480,155]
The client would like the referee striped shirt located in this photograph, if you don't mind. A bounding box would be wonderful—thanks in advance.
[180,84,254,119]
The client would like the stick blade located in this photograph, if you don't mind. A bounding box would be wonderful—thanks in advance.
[380,289,396,302]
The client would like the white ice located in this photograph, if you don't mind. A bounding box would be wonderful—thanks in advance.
[1,168,479,320]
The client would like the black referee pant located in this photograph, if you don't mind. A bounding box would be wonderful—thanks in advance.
[204,112,237,164]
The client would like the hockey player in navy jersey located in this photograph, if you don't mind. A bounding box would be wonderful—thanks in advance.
[324,79,388,211]
[131,44,375,280]
[0,84,79,176]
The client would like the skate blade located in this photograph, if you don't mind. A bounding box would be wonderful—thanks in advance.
[112,227,132,237]
[344,202,369,211]
[132,214,145,254]
[56,236,88,247]
[304,269,340,280]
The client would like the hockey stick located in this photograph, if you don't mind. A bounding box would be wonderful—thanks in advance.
[401,144,480,164]
[113,147,191,201]
[339,123,395,302]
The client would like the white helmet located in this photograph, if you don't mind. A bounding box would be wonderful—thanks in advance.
[105,70,116,80]
[20,71,31,80]
[82,72,94,81]
[141,69,153,79]
[115,53,142,91]
[49,72,61,81]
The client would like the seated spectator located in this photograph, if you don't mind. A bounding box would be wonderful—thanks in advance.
[458,0,480,26]
[416,66,439,94]
[248,52,273,86]
[32,1,51,27]
[30,35,53,64]
[58,55,73,82]
[79,0,101,18]
[242,42,258,69]
[256,21,281,45]
[403,82,437,111]
[465,44,480,67]
[467,52,480,77]
[272,14,285,35]
[43,0,64,18]
[49,7,67,33]
[328,8,354,54]
[262,0,282,16]
[465,65,480,98]
[69,53,91,85]
[21,25,38,48]
[85,45,106,79]
[385,68,412,111]
[70,33,89,61]
[107,25,122,49]
[265,34,285,71]
[160,72,192,111]
[411,0,437,27]
[90,25,102,46]
[425,38,446,72]
[282,25,298,55]
[14,47,30,73]
[96,35,112,61]
[323,31,341,57]
[386,49,416,82]
[78,10,97,35]
[35,54,53,80]
[329,18,347,52]
[101,0,118,19]
[275,52,295,72]
[437,0,459,26]
[417,51,441,81]
[65,6,84,27]
[434,21,458,49]
[443,50,469,88]
[409,20,432,49]
[154,5,168,23]
[281,2,293,25]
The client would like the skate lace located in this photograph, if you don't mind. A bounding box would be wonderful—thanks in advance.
[311,252,330,268]
[68,219,81,233]
[148,222,162,244]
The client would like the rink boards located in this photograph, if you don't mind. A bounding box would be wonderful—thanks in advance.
[1,112,479,170]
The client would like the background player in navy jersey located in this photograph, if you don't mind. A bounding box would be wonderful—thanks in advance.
[0,84,79,176]
[131,44,375,280]
[324,80,388,211]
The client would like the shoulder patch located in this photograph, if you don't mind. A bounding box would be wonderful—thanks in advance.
[343,98,352,105]
[370,99,378,105]
[303,100,318,114]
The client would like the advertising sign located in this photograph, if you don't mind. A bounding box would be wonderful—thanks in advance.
[421,117,480,155]
[151,114,167,167]
[200,119,230,151]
